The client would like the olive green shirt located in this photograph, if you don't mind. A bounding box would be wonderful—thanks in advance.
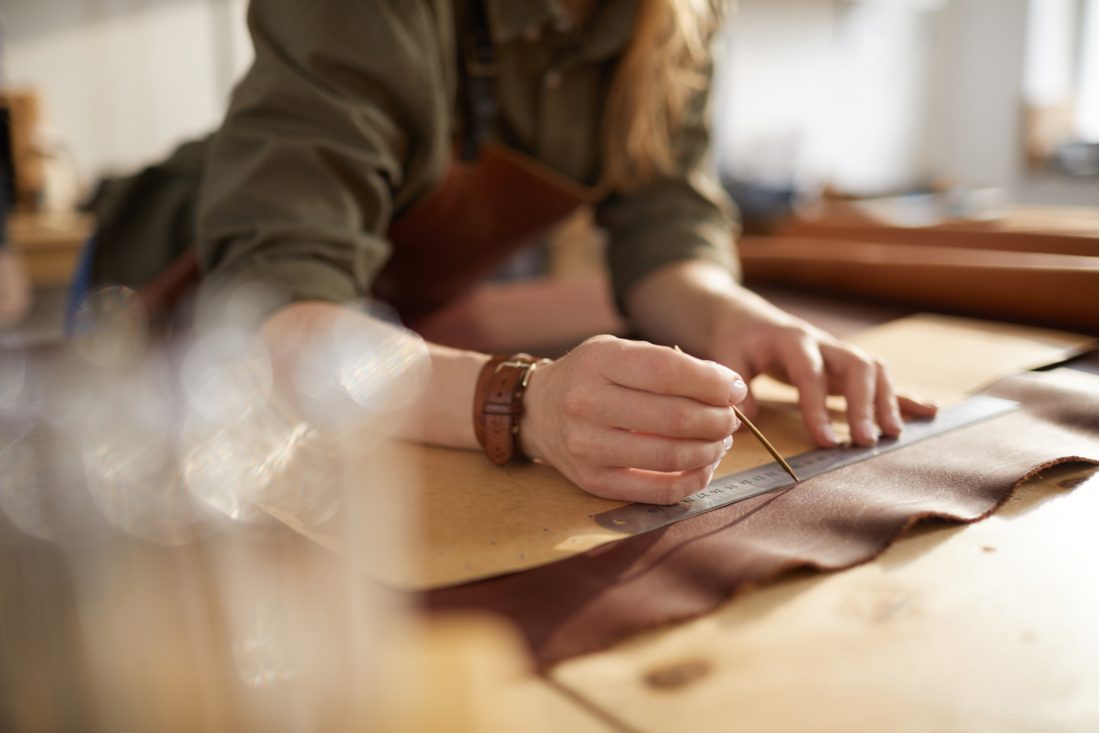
[198,0,736,314]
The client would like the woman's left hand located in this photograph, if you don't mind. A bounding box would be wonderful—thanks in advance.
[706,296,937,447]
[626,260,938,448]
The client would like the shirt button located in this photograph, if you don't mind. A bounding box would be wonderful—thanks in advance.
[523,25,541,42]
[544,69,562,89]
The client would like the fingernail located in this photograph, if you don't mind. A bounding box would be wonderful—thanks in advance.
[708,458,722,472]
[888,408,903,433]
[722,435,733,452]
[729,378,748,404]
[820,422,839,445]
[858,419,878,444]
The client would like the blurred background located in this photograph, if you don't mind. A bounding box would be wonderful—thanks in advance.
[0,0,1097,338]
[710,0,1098,228]
[3,0,1097,204]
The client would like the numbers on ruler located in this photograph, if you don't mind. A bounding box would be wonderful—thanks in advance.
[791,450,846,471]
[638,467,792,519]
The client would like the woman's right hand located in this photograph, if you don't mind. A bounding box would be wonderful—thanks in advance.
[519,335,746,504]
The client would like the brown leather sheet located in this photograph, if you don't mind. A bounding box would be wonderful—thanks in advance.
[423,370,1099,669]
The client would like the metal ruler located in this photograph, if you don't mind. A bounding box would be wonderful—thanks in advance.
[595,395,1019,535]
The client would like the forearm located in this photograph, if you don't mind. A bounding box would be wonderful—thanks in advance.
[259,300,488,450]
[258,301,749,504]
[396,342,488,450]
[625,259,787,359]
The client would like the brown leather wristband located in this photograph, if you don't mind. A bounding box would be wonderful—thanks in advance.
[473,354,550,466]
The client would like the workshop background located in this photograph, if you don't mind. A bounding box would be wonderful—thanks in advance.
[1,0,1097,337]
[2,0,1096,200]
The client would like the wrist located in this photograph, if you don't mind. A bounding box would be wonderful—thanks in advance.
[626,260,743,358]
[473,354,550,465]
[709,285,807,341]
[516,360,550,463]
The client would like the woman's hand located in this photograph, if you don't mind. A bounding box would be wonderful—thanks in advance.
[626,261,938,449]
[520,335,746,504]
[708,297,938,447]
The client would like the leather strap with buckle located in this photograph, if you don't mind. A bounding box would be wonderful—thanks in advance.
[474,353,551,465]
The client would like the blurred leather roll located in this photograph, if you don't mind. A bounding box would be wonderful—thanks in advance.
[738,236,1099,329]
[774,221,1099,257]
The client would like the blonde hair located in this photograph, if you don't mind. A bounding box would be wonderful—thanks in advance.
[601,0,724,192]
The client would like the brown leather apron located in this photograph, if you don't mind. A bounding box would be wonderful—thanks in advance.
[140,143,603,328]
[379,143,604,324]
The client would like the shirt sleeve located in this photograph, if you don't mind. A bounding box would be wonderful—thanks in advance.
[197,0,455,307]
[595,62,740,315]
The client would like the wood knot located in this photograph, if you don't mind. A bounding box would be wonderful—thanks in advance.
[643,659,712,690]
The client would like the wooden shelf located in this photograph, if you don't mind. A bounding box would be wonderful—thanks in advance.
[6,211,92,287]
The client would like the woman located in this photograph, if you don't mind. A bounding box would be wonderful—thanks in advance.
[105,0,936,504]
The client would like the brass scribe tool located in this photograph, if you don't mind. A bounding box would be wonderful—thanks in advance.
[673,345,799,482]
[732,405,799,482]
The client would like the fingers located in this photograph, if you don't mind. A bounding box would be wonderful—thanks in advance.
[736,388,759,420]
[578,464,720,505]
[776,335,838,447]
[897,390,939,418]
[725,325,921,447]
[585,384,739,440]
[533,330,945,505]
[841,352,879,446]
[587,337,744,407]
[827,349,928,445]
[873,363,904,438]
[572,428,733,473]
[720,354,759,419]
[529,335,747,505]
